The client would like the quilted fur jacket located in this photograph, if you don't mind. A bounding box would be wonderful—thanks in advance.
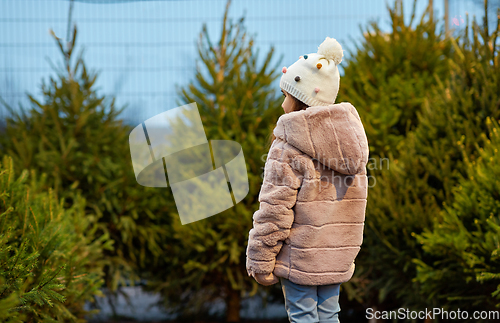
[246,102,369,286]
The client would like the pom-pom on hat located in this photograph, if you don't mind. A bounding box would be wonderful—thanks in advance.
[280,37,343,107]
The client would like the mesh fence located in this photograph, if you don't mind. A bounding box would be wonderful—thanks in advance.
[0,0,488,125]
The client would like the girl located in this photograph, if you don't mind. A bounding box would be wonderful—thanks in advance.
[246,37,369,323]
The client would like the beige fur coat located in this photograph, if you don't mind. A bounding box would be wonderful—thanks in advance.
[246,102,369,286]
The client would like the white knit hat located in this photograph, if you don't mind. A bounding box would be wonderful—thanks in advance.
[280,37,344,107]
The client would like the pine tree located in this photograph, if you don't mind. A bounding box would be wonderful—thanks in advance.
[141,1,283,321]
[348,0,499,312]
[0,155,112,321]
[335,0,455,310]
[412,2,500,312]
[337,0,453,160]
[414,117,500,312]
[0,25,172,304]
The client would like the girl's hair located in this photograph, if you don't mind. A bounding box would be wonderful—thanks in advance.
[266,92,310,150]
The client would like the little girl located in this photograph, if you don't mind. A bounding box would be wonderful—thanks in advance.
[246,37,369,323]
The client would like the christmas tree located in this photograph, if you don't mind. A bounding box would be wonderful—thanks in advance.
[336,0,454,310]
[413,2,500,311]
[415,117,500,311]
[0,155,111,321]
[0,25,172,308]
[345,0,500,312]
[337,0,453,160]
[142,1,284,321]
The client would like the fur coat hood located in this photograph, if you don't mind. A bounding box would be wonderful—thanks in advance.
[246,102,369,286]
[273,102,369,175]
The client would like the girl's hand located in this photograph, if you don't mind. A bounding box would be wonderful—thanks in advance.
[254,272,279,286]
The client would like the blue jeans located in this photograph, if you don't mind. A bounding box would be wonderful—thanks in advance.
[280,277,341,323]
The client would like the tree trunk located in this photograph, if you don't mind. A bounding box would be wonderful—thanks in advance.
[226,287,241,323]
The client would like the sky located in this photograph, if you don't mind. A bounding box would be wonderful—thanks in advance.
[0,0,489,125]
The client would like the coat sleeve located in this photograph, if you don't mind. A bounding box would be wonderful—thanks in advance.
[246,138,303,276]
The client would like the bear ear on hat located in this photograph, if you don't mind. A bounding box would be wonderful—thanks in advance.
[317,37,343,65]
